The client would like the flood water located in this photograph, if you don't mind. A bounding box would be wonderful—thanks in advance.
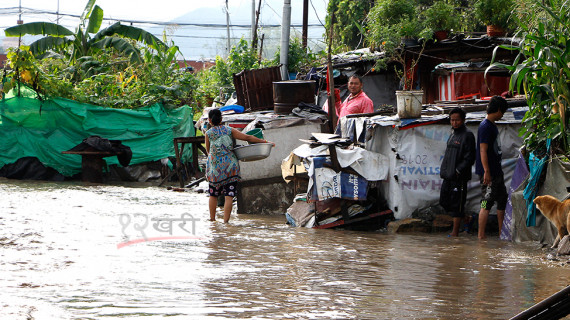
[1,178,570,320]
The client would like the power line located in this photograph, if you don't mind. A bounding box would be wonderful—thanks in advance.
[0,7,323,28]
[0,4,327,58]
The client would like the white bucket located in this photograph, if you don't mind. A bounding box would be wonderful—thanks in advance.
[396,90,423,119]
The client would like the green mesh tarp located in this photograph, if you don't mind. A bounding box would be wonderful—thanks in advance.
[0,94,195,176]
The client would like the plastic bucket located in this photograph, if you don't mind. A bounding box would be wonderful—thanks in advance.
[396,90,423,119]
[246,128,264,144]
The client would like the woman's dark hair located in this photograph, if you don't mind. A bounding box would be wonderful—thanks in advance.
[487,96,508,114]
[449,107,466,121]
[208,108,222,126]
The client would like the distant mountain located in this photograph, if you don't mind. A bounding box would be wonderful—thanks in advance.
[162,0,327,59]
[1,0,327,60]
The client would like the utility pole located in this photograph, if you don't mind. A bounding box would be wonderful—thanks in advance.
[252,0,261,50]
[57,0,60,24]
[226,0,231,56]
[17,0,23,24]
[17,0,22,47]
[279,0,291,80]
[302,0,308,49]
[251,0,255,44]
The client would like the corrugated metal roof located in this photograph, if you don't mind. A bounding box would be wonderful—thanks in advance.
[368,106,528,128]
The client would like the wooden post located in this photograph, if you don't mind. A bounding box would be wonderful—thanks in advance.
[173,139,184,187]
[326,12,337,134]
[325,12,340,172]
[81,155,106,183]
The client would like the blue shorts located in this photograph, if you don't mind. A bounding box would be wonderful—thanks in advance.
[209,182,238,197]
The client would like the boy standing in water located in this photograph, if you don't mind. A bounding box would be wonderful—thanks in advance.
[440,108,476,237]
[475,96,509,239]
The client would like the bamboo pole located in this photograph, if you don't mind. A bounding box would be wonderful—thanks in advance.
[326,12,337,133]
[325,12,340,172]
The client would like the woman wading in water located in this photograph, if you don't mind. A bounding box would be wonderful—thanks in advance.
[205,109,274,223]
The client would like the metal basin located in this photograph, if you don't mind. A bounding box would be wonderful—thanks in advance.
[233,143,273,162]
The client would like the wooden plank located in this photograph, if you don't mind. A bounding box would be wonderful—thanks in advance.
[62,151,119,156]
[313,209,393,229]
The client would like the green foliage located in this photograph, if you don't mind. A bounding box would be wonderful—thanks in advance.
[422,0,460,32]
[325,0,372,50]
[456,0,482,33]
[0,0,197,111]
[369,0,416,26]
[4,0,164,63]
[474,0,515,28]
[2,43,198,111]
[367,0,430,90]
[273,37,325,74]
[195,38,269,110]
[368,0,429,49]
[487,0,570,154]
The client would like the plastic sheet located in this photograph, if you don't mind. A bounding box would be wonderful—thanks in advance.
[0,94,194,177]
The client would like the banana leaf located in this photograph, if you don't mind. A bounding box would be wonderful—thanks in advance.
[93,22,165,50]
[29,36,71,55]
[91,36,142,63]
[86,5,104,34]
[5,22,73,37]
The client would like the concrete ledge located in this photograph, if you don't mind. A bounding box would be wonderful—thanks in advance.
[237,179,295,215]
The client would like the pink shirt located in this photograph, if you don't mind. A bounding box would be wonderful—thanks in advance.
[323,91,374,119]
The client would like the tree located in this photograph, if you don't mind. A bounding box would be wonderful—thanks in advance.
[325,0,372,50]
[4,0,164,63]
[487,0,569,154]
[273,37,323,74]
[196,39,265,109]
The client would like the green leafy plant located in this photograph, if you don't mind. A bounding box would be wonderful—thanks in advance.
[486,0,570,155]
[422,0,460,32]
[273,37,325,74]
[2,43,198,111]
[368,0,429,90]
[196,38,268,109]
[325,0,372,50]
[474,0,515,28]
[4,0,164,63]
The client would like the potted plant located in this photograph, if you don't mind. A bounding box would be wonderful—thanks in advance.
[422,0,460,41]
[474,0,515,36]
[368,0,428,118]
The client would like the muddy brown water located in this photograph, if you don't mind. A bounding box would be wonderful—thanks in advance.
[1,178,570,319]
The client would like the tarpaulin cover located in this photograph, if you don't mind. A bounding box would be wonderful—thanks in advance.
[309,156,368,201]
[501,152,529,241]
[0,94,195,177]
[366,123,522,219]
[512,157,569,244]
[523,139,551,226]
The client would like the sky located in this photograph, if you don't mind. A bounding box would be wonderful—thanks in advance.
[0,0,328,60]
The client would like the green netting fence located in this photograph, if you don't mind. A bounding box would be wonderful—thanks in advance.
[0,89,195,177]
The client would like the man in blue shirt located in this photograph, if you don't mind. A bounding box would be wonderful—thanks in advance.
[475,96,509,239]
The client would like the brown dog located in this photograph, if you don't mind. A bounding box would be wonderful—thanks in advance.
[533,195,570,248]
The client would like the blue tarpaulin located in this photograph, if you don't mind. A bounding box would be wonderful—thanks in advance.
[523,139,551,227]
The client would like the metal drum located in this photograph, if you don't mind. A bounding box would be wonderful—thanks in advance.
[272,80,316,114]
